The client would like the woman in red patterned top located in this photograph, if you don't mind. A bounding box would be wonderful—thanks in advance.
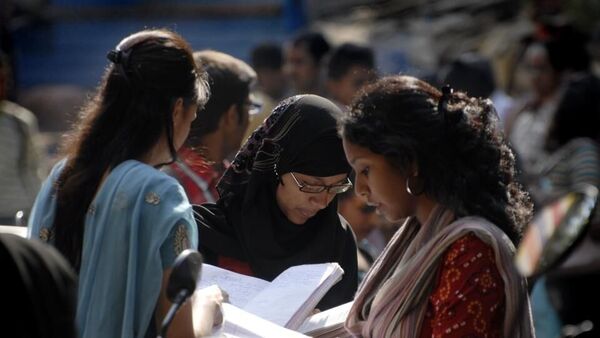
[339,75,535,337]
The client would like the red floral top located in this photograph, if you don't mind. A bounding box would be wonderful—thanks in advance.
[419,233,505,338]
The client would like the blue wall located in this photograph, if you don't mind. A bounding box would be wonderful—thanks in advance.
[13,16,290,90]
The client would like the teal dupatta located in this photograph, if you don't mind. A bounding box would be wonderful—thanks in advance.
[28,159,198,338]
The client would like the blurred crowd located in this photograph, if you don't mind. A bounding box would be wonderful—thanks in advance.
[2,0,600,337]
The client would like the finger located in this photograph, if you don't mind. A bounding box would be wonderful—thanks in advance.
[213,303,224,326]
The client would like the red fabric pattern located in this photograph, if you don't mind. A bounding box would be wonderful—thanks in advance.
[169,147,219,205]
[217,255,254,276]
[419,233,505,338]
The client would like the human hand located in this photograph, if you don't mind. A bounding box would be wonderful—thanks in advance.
[192,285,229,336]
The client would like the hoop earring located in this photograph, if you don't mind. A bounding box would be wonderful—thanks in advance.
[406,175,422,196]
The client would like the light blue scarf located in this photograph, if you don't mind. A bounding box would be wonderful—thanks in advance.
[28,159,198,338]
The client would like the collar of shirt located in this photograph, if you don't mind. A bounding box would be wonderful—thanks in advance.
[178,147,220,185]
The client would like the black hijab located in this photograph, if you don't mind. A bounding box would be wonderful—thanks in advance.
[195,95,358,310]
[0,234,77,338]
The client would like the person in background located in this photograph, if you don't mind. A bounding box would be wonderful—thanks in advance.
[524,74,600,338]
[506,25,591,173]
[251,42,288,103]
[438,52,514,123]
[325,43,376,110]
[1,233,77,338]
[0,51,41,224]
[337,182,387,282]
[166,50,257,205]
[244,42,288,139]
[27,29,222,338]
[506,40,567,172]
[340,75,534,337]
[324,43,381,281]
[284,32,330,95]
[194,95,358,310]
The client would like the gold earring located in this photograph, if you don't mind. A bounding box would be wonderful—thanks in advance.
[406,175,423,196]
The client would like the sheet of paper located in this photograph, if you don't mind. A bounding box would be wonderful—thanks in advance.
[242,263,343,329]
[218,303,309,338]
[298,301,353,335]
[197,263,269,308]
[0,225,27,237]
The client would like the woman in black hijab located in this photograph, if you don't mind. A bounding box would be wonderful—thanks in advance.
[1,233,77,338]
[194,94,358,310]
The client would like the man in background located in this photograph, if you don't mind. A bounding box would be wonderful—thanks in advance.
[244,42,288,139]
[167,50,257,204]
[326,43,376,109]
[285,32,330,95]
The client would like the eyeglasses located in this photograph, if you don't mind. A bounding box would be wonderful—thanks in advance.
[246,94,263,115]
[248,100,262,115]
[288,172,353,194]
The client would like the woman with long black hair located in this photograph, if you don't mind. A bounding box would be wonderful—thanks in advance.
[28,29,214,338]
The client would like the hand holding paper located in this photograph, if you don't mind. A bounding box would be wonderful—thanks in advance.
[192,285,228,336]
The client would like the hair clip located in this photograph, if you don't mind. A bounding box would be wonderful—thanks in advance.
[438,84,453,111]
[437,85,450,115]
[106,48,132,83]
[107,48,132,65]
[441,84,453,97]
[106,50,121,64]
[438,84,462,124]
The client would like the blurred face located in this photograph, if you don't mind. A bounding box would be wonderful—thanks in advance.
[276,172,349,225]
[235,100,251,146]
[524,45,560,99]
[237,97,252,142]
[343,138,416,223]
[328,66,375,106]
[285,45,319,94]
[223,96,252,157]
[174,101,198,150]
[339,193,380,240]
[257,68,287,100]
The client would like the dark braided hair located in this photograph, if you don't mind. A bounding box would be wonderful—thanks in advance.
[340,75,532,244]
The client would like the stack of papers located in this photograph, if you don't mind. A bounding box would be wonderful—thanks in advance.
[196,262,345,335]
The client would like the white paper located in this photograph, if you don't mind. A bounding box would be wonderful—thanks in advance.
[196,262,344,332]
[219,303,309,338]
[298,301,353,335]
[242,263,343,329]
[0,225,27,237]
[197,264,269,308]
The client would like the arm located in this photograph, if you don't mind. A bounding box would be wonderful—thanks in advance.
[155,269,226,338]
[566,140,600,191]
[532,139,600,205]
[155,268,196,338]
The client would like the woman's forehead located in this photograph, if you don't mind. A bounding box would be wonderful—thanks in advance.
[293,172,348,184]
